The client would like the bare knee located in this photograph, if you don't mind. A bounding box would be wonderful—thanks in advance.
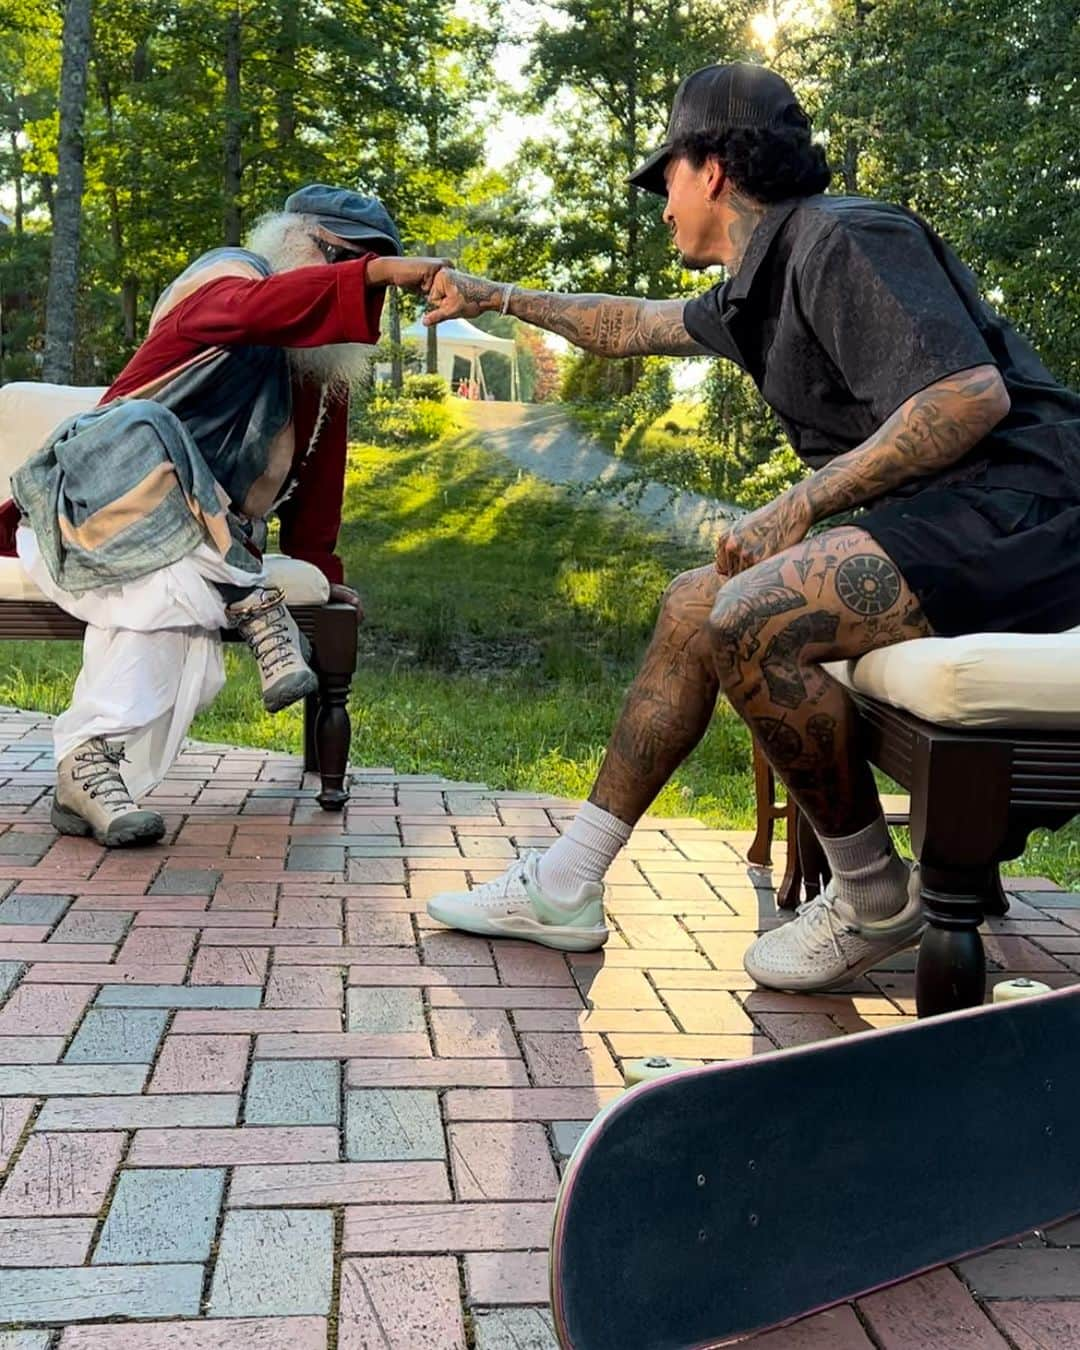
[705,576,755,691]
[659,565,721,630]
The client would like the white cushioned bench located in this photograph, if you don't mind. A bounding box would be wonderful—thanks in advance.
[0,381,358,809]
[751,604,1080,1017]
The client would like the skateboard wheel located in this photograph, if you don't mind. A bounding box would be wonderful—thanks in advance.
[623,1056,697,1087]
[993,978,1052,1003]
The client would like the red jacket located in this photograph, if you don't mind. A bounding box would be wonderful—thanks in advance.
[2,256,384,584]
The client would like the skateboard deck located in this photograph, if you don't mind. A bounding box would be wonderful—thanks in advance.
[550,986,1080,1350]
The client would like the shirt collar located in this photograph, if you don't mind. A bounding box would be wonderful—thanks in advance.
[723,199,800,304]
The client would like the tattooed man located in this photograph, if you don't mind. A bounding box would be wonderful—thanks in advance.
[421,63,1080,992]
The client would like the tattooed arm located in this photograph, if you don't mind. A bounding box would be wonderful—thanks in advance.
[423,269,709,357]
[715,365,1011,576]
[793,364,1011,523]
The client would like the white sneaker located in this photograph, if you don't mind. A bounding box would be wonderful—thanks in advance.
[743,868,925,993]
[426,851,609,952]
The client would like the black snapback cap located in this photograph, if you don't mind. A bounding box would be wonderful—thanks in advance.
[629,62,805,197]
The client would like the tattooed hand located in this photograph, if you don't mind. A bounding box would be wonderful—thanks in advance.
[714,494,812,576]
[423,269,498,324]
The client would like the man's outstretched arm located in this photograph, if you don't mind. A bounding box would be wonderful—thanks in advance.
[424,269,709,357]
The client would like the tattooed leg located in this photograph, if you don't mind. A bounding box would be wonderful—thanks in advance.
[589,566,724,824]
[708,526,933,836]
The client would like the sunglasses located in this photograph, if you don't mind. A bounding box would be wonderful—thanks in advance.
[311,234,365,265]
[311,234,398,263]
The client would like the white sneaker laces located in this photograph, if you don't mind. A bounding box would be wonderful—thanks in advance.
[792,891,858,963]
[472,853,533,909]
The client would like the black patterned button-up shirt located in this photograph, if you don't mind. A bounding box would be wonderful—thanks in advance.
[683,194,1080,498]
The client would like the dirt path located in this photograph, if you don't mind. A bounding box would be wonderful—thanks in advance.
[462,401,740,551]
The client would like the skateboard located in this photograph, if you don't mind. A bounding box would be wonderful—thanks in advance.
[550,986,1080,1349]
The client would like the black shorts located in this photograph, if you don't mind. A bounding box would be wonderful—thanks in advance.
[859,480,1080,637]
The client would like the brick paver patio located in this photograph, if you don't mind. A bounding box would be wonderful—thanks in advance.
[1,705,1079,1348]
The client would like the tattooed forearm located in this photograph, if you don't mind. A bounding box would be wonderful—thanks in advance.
[790,364,1010,525]
[438,270,707,357]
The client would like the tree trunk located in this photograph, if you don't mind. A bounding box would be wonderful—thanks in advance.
[10,134,23,234]
[223,5,243,245]
[389,286,403,391]
[842,137,861,194]
[276,0,299,148]
[42,0,92,383]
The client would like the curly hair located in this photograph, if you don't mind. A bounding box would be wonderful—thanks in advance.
[672,110,832,202]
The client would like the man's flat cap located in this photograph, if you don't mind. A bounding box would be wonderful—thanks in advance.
[284,183,402,255]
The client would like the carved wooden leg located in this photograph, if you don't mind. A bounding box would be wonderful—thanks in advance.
[982,865,1010,918]
[776,798,803,910]
[315,671,351,811]
[915,864,988,1017]
[748,742,776,868]
[310,604,358,812]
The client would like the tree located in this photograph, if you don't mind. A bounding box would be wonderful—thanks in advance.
[41,0,90,381]
[523,0,755,298]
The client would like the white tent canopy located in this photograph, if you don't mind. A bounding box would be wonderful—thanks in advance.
[400,316,519,401]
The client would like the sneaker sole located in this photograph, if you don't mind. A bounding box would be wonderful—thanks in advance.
[263,668,319,714]
[51,802,166,849]
[426,900,609,953]
[744,921,927,994]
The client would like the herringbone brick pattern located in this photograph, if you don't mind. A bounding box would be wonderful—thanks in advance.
[0,707,1078,1347]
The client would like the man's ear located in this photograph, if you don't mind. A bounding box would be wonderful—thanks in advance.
[704,156,726,202]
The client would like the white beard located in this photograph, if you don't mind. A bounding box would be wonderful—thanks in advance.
[286,342,376,393]
[246,212,379,395]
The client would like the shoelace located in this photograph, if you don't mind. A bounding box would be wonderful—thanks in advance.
[475,854,532,908]
[74,740,134,809]
[791,891,857,963]
[236,590,297,676]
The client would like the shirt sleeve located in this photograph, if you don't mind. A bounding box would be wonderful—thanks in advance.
[172,256,385,350]
[683,284,746,367]
[797,212,995,423]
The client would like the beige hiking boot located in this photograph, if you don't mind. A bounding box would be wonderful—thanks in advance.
[226,586,318,713]
[52,738,166,848]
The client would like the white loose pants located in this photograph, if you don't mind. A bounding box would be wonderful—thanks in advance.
[16,526,264,798]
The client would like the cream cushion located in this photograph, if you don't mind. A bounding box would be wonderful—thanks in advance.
[0,381,329,607]
[0,382,108,499]
[825,624,1080,731]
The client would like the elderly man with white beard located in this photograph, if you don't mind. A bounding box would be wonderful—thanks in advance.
[6,184,446,847]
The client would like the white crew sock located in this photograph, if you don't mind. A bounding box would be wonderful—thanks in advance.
[817,814,911,920]
[537,800,633,902]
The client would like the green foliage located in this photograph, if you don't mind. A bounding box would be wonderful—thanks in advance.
[403,373,448,403]
[560,350,630,405]
[522,0,756,296]
[736,444,809,509]
[621,356,673,426]
[0,0,498,381]
[351,388,452,446]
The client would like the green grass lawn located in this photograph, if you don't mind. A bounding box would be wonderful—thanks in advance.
[2,418,1078,887]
